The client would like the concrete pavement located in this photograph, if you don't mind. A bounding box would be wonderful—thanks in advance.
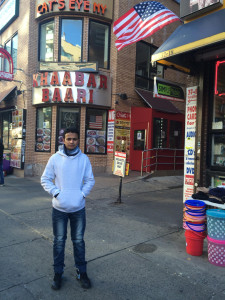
[0,172,225,300]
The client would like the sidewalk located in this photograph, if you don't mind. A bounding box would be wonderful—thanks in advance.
[0,173,225,299]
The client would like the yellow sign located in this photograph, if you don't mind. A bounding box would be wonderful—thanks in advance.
[113,151,126,177]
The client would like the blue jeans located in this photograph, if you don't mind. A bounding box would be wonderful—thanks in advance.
[0,162,4,185]
[52,207,86,274]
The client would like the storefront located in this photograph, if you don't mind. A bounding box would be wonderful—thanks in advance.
[152,1,225,195]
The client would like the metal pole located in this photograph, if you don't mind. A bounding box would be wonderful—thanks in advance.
[115,176,123,204]
[141,151,144,177]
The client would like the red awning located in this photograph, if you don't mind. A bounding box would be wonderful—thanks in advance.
[0,86,17,103]
[135,88,181,114]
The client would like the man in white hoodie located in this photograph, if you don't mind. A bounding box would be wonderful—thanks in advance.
[41,127,95,290]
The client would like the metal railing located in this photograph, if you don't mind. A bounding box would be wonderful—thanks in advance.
[141,148,184,176]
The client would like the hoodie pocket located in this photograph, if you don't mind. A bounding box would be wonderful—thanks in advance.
[54,189,84,211]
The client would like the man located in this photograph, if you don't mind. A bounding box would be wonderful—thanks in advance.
[41,127,95,290]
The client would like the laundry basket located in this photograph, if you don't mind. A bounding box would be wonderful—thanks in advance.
[206,209,225,240]
[207,236,225,267]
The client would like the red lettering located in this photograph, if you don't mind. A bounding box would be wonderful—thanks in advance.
[48,0,55,11]
[75,72,84,86]
[69,0,75,9]
[77,88,86,103]
[99,75,107,89]
[76,0,83,10]
[50,72,60,86]
[93,2,101,13]
[52,88,62,102]
[58,0,65,10]
[42,2,49,13]
[89,89,93,104]
[33,74,39,87]
[42,89,49,102]
[100,4,106,14]
[87,73,96,88]
[40,72,49,86]
[64,88,74,102]
[62,71,72,86]
[37,4,43,14]
[84,1,90,11]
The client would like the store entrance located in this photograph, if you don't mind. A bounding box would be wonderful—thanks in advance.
[130,122,149,171]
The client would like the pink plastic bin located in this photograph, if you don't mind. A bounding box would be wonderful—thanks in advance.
[207,236,225,267]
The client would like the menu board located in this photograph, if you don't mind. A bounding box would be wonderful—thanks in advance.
[86,130,106,154]
[36,128,51,151]
[115,111,131,161]
[10,138,25,169]
[12,109,24,138]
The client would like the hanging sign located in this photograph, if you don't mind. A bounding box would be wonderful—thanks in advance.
[154,77,184,102]
[183,86,197,202]
[107,109,115,153]
[113,151,126,177]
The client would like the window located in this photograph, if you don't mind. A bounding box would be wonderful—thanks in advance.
[210,60,225,170]
[153,118,167,148]
[35,107,52,152]
[89,20,110,69]
[136,41,164,91]
[169,121,182,149]
[0,112,12,149]
[60,19,82,62]
[57,107,80,150]
[40,20,54,61]
[85,108,107,154]
[4,33,18,73]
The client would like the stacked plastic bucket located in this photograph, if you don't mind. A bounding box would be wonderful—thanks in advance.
[183,199,207,256]
[207,209,225,267]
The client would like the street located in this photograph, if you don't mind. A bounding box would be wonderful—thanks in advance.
[0,174,225,300]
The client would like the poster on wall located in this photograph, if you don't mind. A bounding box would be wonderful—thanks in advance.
[115,111,131,162]
[183,86,197,202]
[107,110,115,153]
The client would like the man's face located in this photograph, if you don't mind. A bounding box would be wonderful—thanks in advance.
[63,132,79,150]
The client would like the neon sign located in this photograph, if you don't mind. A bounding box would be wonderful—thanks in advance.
[0,48,14,81]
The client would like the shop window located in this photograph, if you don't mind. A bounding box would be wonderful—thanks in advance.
[134,130,145,150]
[57,107,80,150]
[210,60,225,171]
[60,19,82,62]
[0,112,12,149]
[153,118,167,148]
[4,33,18,73]
[88,20,110,69]
[85,108,107,154]
[35,107,52,152]
[40,20,54,61]
[135,41,164,91]
[169,121,182,149]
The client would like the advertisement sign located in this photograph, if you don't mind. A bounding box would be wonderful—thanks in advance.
[0,0,19,33]
[36,0,113,20]
[113,151,126,177]
[107,109,115,153]
[183,86,197,202]
[32,71,111,107]
[115,111,130,161]
[180,0,223,19]
[153,77,184,102]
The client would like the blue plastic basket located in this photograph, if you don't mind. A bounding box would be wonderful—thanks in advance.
[207,209,225,240]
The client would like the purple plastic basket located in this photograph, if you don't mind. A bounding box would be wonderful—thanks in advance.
[207,236,225,267]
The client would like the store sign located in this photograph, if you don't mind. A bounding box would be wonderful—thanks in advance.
[113,151,126,177]
[36,0,113,20]
[32,71,111,107]
[183,86,197,202]
[115,111,130,161]
[0,48,14,81]
[154,77,184,102]
[180,0,223,19]
[107,109,115,153]
[0,0,19,33]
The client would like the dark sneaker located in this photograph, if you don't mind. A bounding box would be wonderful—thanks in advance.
[76,270,91,289]
[51,273,63,290]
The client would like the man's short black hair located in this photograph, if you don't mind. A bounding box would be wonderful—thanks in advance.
[63,128,80,139]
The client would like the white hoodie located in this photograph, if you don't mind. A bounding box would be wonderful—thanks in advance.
[41,147,95,213]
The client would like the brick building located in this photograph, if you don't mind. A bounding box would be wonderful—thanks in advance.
[0,0,189,177]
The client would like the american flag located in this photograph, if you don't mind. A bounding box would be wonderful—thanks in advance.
[113,1,180,51]
[89,115,103,129]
